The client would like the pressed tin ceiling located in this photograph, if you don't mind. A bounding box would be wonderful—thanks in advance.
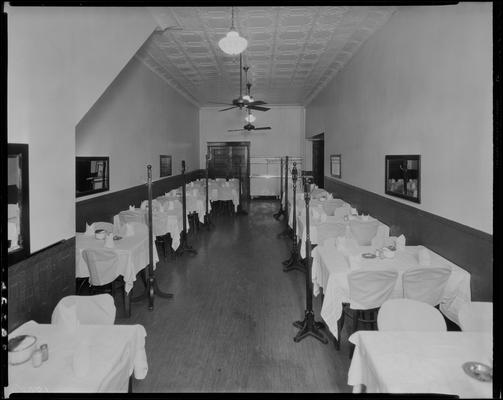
[135,6,397,107]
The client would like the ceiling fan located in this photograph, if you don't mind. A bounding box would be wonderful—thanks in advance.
[228,110,271,132]
[214,55,270,112]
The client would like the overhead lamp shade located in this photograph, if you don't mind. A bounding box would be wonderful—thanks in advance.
[218,30,248,55]
[245,114,256,123]
[242,95,254,102]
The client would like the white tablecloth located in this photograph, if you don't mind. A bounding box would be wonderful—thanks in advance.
[313,244,471,337]
[5,320,148,396]
[298,215,385,258]
[76,232,158,294]
[209,181,239,211]
[348,330,492,398]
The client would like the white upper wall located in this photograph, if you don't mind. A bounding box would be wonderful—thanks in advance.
[199,106,305,168]
[76,56,199,197]
[7,6,157,251]
[306,3,492,234]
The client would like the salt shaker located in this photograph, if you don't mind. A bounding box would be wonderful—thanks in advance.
[40,344,49,362]
[32,348,43,367]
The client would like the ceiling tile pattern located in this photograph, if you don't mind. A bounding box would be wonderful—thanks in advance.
[135,6,396,107]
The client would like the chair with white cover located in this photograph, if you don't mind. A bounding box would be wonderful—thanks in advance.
[82,248,123,298]
[141,199,162,212]
[51,294,116,325]
[458,301,493,332]
[338,270,398,354]
[402,266,452,306]
[128,221,148,237]
[93,221,114,234]
[377,298,446,331]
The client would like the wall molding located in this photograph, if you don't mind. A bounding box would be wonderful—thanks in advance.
[325,176,493,301]
[76,169,205,232]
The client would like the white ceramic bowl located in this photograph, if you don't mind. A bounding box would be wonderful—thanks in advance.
[8,335,37,365]
[95,229,106,240]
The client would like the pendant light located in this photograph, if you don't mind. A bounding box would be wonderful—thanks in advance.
[218,7,248,55]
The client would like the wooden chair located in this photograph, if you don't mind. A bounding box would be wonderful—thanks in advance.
[337,269,398,356]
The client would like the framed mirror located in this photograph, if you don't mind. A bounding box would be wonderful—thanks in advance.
[385,155,420,203]
[8,143,30,266]
[76,156,110,197]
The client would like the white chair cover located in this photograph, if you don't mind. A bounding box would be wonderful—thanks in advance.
[458,301,493,332]
[349,219,380,246]
[51,294,116,325]
[402,266,452,306]
[332,204,350,220]
[140,199,162,212]
[348,270,398,310]
[377,298,446,331]
[93,222,114,233]
[321,199,346,216]
[82,248,120,286]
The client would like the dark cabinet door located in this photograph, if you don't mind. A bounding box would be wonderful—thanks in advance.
[207,142,250,200]
[312,139,324,188]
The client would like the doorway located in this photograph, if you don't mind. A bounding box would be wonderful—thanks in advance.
[311,133,324,188]
[207,141,250,200]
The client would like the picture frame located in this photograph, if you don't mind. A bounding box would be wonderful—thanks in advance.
[160,155,172,177]
[385,155,421,203]
[76,156,110,198]
[330,154,341,178]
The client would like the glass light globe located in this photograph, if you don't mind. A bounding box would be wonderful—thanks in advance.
[218,31,248,55]
[245,114,256,123]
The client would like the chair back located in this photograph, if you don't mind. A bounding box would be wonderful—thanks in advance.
[93,221,114,234]
[402,266,452,306]
[458,301,493,332]
[51,294,116,325]
[82,248,119,286]
[377,298,446,331]
[141,199,162,212]
[322,199,346,216]
[349,219,380,246]
[348,270,398,310]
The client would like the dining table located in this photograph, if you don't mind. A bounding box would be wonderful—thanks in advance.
[312,243,471,338]
[75,230,159,316]
[5,320,148,396]
[209,179,239,211]
[347,330,493,398]
[298,214,388,258]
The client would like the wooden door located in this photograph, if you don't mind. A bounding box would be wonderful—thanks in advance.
[312,138,324,188]
[207,142,250,200]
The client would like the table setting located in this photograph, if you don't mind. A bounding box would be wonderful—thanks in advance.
[311,237,471,338]
[5,320,148,396]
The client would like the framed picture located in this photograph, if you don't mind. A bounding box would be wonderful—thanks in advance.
[76,156,110,197]
[330,154,341,178]
[160,155,172,177]
[385,155,420,203]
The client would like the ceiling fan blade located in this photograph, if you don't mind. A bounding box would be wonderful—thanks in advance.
[228,129,245,132]
[253,127,271,130]
[248,100,267,106]
[219,106,238,112]
[247,105,270,112]
[208,101,234,105]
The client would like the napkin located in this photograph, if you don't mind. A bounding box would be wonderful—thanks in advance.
[396,234,406,251]
[327,193,333,199]
[350,207,358,215]
[84,222,95,236]
[129,205,135,211]
[104,233,115,248]
[125,223,134,237]
[52,297,80,333]
[418,246,431,266]
[73,339,91,378]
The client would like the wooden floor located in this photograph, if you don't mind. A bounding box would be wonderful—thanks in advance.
[115,199,353,393]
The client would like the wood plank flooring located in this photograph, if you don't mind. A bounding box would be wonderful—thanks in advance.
[115,199,353,393]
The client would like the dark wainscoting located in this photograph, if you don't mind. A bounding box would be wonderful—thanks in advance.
[8,238,75,332]
[76,169,205,232]
[325,177,493,302]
